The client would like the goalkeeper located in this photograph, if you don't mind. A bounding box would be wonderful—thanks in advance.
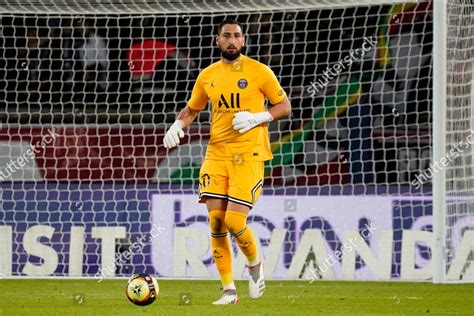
[163,19,291,305]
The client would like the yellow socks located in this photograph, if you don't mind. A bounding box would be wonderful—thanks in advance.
[225,210,260,266]
[210,209,261,291]
[209,210,234,290]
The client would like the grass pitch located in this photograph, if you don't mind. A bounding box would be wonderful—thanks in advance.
[0,279,472,315]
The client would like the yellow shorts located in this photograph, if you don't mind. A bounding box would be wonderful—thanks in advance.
[198,158,264,209]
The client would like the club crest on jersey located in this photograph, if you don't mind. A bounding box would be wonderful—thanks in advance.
[237,79,248,89]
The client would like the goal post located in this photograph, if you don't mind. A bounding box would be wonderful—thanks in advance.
[0,0,419,14]
[433,0,474,284]
[432,0,448,284]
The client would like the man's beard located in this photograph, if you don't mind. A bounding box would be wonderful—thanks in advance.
[220,47,242,61]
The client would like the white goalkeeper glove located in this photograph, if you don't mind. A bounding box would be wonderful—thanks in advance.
[163,120,185,148]
[232,111,273,133]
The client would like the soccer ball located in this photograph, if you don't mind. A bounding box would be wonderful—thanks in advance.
[125,273,159,306]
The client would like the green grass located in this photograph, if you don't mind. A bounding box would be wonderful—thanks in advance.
[0,279,473,315]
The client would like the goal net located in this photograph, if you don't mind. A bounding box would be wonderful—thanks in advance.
[0,0,471,282]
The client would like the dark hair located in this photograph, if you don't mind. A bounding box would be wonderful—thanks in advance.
[217,19,244,35]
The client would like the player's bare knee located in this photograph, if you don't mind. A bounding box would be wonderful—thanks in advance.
[226,201,250,214]
[206,198,227,211]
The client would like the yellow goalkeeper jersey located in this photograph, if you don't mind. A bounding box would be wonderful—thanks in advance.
[188,55,286,161]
